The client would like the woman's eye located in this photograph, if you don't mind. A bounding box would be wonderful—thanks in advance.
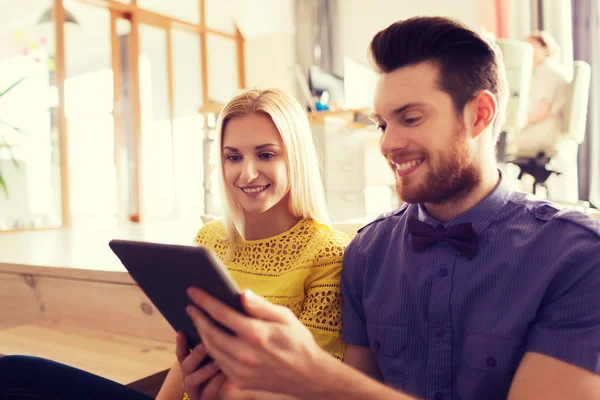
[226,154,241,162]
[377,124,387,133]
[259,153,275,160]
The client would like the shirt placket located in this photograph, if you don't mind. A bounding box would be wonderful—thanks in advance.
[426,251,456,400]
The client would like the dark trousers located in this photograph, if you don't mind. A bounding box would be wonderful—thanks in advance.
[0,355,153,400]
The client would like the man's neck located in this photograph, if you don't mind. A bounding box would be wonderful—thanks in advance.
[423,166,500,223]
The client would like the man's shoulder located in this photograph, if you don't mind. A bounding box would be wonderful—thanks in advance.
[509,194,600,240]
[355,203,410,236]
[552,208,600,239]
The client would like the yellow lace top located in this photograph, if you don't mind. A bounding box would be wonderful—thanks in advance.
[195,218,348,356]
[182,218,349,399]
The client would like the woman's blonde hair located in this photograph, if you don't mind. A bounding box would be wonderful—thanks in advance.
[215,88,330,246]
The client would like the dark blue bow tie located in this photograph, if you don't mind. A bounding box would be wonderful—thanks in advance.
[407,218,479,260]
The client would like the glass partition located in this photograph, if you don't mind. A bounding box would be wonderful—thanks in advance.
[0,0,63,230]
[0,0,243,230]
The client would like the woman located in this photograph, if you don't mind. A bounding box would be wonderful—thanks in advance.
[0,88,349,400]
[157,88,349,399]
[515,30,568,156]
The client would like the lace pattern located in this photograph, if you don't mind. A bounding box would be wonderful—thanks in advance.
[193,218,348,351]
[194,219,347,276]
[299,284,343,333]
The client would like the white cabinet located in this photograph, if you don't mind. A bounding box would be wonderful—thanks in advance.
[311,116,395,221]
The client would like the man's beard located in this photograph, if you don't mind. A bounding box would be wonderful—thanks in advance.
[393,126,481,205]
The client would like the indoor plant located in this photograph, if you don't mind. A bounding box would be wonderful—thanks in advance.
[0,77,25,197]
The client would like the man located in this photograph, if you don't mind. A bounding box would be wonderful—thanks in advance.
[182,16,600,400]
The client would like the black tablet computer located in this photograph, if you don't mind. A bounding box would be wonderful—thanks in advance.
[108,239,247,350]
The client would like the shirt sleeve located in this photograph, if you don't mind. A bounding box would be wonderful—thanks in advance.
[526,235,600,373]
[341,237,369,347]
[297,231,348,360]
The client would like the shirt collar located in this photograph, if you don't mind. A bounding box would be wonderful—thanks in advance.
[413,168,512,234]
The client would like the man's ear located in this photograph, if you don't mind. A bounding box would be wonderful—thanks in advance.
[468,90,497,138]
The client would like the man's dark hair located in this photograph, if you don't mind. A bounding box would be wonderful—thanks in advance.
[368,16,507,135]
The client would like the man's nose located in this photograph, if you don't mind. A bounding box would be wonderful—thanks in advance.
[380,126,410,157]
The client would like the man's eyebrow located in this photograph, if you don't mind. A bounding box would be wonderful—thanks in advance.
[392,102,427,115]
[371,102,428,121]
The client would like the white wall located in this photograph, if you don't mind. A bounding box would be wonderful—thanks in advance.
[338,0,482,66]
[225,0,297,97]
[244,34,298,97]
[240,0,483,101]
[508,0,532,40]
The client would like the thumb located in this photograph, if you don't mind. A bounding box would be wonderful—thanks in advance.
[175,331,189,364]
[241,289,292,323]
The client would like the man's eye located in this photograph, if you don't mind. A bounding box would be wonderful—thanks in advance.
[404,117,422,125]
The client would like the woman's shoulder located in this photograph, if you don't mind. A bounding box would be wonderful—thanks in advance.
[308,220,351,247]
[301,220,350,264]
[193,219,226,245]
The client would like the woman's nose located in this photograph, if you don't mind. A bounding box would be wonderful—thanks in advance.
[239,159,259,182]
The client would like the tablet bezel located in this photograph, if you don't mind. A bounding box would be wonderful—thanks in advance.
[108,239,246,349]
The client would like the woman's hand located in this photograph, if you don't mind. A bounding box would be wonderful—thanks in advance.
[177,332,227,400]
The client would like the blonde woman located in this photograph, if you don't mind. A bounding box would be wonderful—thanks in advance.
[0,88,348,400]
[156,88,350,400]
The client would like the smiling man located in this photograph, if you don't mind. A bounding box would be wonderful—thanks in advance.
[339,17,600,399]
[182,16,600,400]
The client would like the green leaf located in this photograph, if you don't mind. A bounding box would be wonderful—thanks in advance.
[0,77,25,98]
[0,77,26,198]
[0,169,8,198]
[0,137,19,168]
[0,120,25,134]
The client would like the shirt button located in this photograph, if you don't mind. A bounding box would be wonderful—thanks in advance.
[486,356,497,368]
[537,207,548,215]
[438,268,448,277]
[434,392,444,400]
[374,340,380,351]
[435,328,445,337]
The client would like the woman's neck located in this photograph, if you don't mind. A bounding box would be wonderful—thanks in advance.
[242,199,301,240]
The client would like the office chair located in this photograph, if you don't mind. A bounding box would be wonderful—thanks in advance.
[508,60,591,196]
[494,39,534,163]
